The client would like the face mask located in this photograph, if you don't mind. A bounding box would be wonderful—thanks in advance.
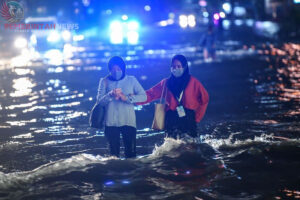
[171,68,184,77]
[111,71,123,80]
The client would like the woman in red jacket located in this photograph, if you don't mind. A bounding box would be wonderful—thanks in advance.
[139,55,209,138]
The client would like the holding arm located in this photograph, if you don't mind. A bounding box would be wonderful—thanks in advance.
[112,77,147,104]
[127,77,147,103]
[136,79,166,105]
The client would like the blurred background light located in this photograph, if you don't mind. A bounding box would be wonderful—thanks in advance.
[47,31,61,43]
[222,19,231,30]
[44,49,63,66]
[104,181,114,186]
[203,18,209,23]
[179,15,188,28]
[234,19,243,26]
[246,19,254,27]
[168,12,175,19]
[167,19,174,25]
[219,12,226,18]
[159,19,174,27]
[106,9,112,15]
[188,14,196,27]
[87,8,94,14]
[203,11,209,18]
[127,31,139,44]
[122,180,131,184]
[110,31,124,44]
[234,6,246,17]
[82,0,90,7]
[144,5,151,11]
[213,13,220,20]
[222,2,232,13]
[14,37,28,49]
[110,21,123,31]
[109,20,140,44]
[198,0,207,7]
[62,30,72,41]
[127,21,139,30]
[159,20,168,27]
[73,35,84,41]
[30,35,37,46]
[122,15,128,21]
[109,21,124,44]
[255,21,280,35]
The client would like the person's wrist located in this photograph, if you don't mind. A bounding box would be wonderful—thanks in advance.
[122,95,127,101]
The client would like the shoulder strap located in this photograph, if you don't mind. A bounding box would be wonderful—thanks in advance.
[177,91,184,103]
[159,80,167,104]
[103,77,108,92]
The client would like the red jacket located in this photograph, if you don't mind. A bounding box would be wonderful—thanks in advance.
[138,76,209,122]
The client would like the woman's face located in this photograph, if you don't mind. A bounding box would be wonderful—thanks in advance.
[110,65,123,80]
[171,59,183,70]
[111,65,122,73]
[171,59,185,77]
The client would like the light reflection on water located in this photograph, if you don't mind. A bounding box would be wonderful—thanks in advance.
[1,42,298,141]
[22,106,47,113]
[10,77,36,97]
[49,101,81,108]
[43,111,87,123]
[6,119,37,126]
[254,43,300,117]
[6,101,38,110]
[0,42,299,199]
[13,68,34,76]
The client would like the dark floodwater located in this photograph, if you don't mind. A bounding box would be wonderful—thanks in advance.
[0,42,299,200]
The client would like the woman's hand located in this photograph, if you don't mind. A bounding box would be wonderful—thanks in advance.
[111,88,127,101]
[115,89,127,101]
[118,92,128,101]
[108,89,120,100]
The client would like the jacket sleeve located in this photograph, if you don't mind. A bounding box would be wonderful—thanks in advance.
[136,79,166,105]
[126,77,147,103]
[195,81,209,122]
[96,78,112,105]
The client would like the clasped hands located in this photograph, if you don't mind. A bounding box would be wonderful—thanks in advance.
[109,88,127,101]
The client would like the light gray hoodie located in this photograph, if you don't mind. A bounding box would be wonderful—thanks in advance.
[96,75,146,128]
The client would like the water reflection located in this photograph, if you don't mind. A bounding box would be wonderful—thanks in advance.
[10,77,36,97]
[13,68,34,76]
[6,101,38,110]
[0,42,299,200]
[44,49,63,66]
[43,111,87,123]
[254,43,300,117]
[12,133,33,139]
[22,106,47,113]
[47,66,64,73]
[49,101,80,108]
[6,119,37,126]
[11,49,32,67]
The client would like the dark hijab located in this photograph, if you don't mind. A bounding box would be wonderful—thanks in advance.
[167,55,191,100]
[107,56,126,81]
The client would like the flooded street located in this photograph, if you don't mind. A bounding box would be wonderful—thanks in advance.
[0,42,299,200]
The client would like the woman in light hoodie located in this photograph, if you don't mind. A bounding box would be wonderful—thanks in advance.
[97,56,146,158]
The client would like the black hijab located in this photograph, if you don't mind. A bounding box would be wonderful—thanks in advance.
[167,55,191,100]
[107,56,126,81]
